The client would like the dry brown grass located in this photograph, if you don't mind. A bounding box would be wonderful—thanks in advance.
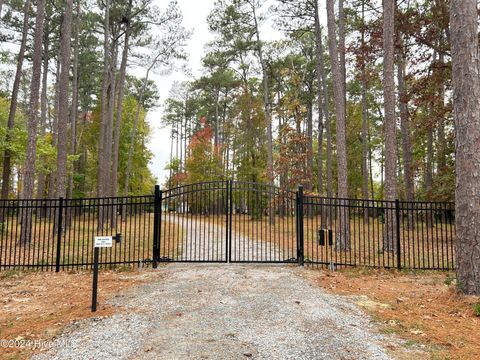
[0,268,161,360]
[2,209,454,270]
[306,269,480,360]
[1,213,183,269]
[195,213,455,269]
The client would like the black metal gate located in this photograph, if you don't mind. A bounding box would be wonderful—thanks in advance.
[154,181,299,264]
[0,180,455,271]
[153,181,455,270]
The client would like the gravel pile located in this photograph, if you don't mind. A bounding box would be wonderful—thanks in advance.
[32,263,412,360]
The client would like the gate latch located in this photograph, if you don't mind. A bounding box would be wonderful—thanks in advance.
[113,233,122,243]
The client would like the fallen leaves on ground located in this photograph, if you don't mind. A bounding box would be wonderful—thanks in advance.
[0,268,157,360]
[308,268,479,360]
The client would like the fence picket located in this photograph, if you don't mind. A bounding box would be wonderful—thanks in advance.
[0,182,455,271]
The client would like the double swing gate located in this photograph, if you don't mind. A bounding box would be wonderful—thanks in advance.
[155,180,455,270]
[0,180,455,271]
[156,181,299,264]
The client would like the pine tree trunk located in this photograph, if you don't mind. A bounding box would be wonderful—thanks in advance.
[67,0,80,200]
[214,89,220,149]
[104,41,118,226]
[1,0,31,206]
[360,2,369,204]
[48,57,61,201]
[111,10,131,225]
[306,99,314,193]
[314,0,324,195]
[124,66,154,197]
[315,12,333,200]
[338,0,346,107]
[250,2,273,188]
[97,0,110,198]
[425,124,433,197]
[20,0,45,244]
[397,41,414,229]
[382,0,398,253]
[437,48,447,172]
[326,0,350,250]
[368,127,375,199]
[56,0,74,200]
[36,21,50,202]
[183,102,187,170]
[105,41,118,192]
[450,0,480,295]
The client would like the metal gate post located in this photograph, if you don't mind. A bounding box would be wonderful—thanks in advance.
[395,199,401,270]
[225,180,229,263]
[153,185,161,268]
[228,179,233,263]
[55,197,64,272]
[297,186,304,266]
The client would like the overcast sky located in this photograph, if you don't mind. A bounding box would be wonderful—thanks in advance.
[145,0,330,184]
[145,0,215,184]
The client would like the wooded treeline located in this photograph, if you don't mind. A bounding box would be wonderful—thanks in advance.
[163,0,454,205]
[0,0,478,295]
[0,0,188,200]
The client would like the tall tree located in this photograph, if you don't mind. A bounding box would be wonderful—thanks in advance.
[56,0,74,199]
[313,0,324,194]
[124,0,187,195]
[382,0,398,252]
[97,0,111,198]
[246,0,274,186]
[111,0,133,199]
[397,39,414,227]
[359,1,369,201]
[20,0,45,243]
[36,6,52,200]
[1,0,31,204]
[450,0,480,295]
[326,0,349,249]
[67,0,81,199]
[338,0,346,107]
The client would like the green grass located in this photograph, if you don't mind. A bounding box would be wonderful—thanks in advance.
[473,302,480,317]
[0,270,23,278]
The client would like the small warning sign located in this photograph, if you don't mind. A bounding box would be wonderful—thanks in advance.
[94,236,113,248]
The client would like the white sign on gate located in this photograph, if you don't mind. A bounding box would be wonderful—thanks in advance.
[94,236,113,248]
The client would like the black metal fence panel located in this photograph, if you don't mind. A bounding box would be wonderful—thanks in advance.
[301,196,455,270]
[0,196,154,270]
[0,182,456,271]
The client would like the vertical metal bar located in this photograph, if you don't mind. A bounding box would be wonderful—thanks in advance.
[55,197,64,272]
[91,247,99,312]
[193,185,198,261]
[297,186,304,266]
[434,202,440,269]
[159,190,163,262]
[229,179,233,263]
[225,180,229,263]
[395,199,401,270]
[153,185,160,268]
[449,203,454,269]
[295,191,299,262]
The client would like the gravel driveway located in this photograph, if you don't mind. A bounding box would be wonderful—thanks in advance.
[163,214,290,262]
[32,264,412,360]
